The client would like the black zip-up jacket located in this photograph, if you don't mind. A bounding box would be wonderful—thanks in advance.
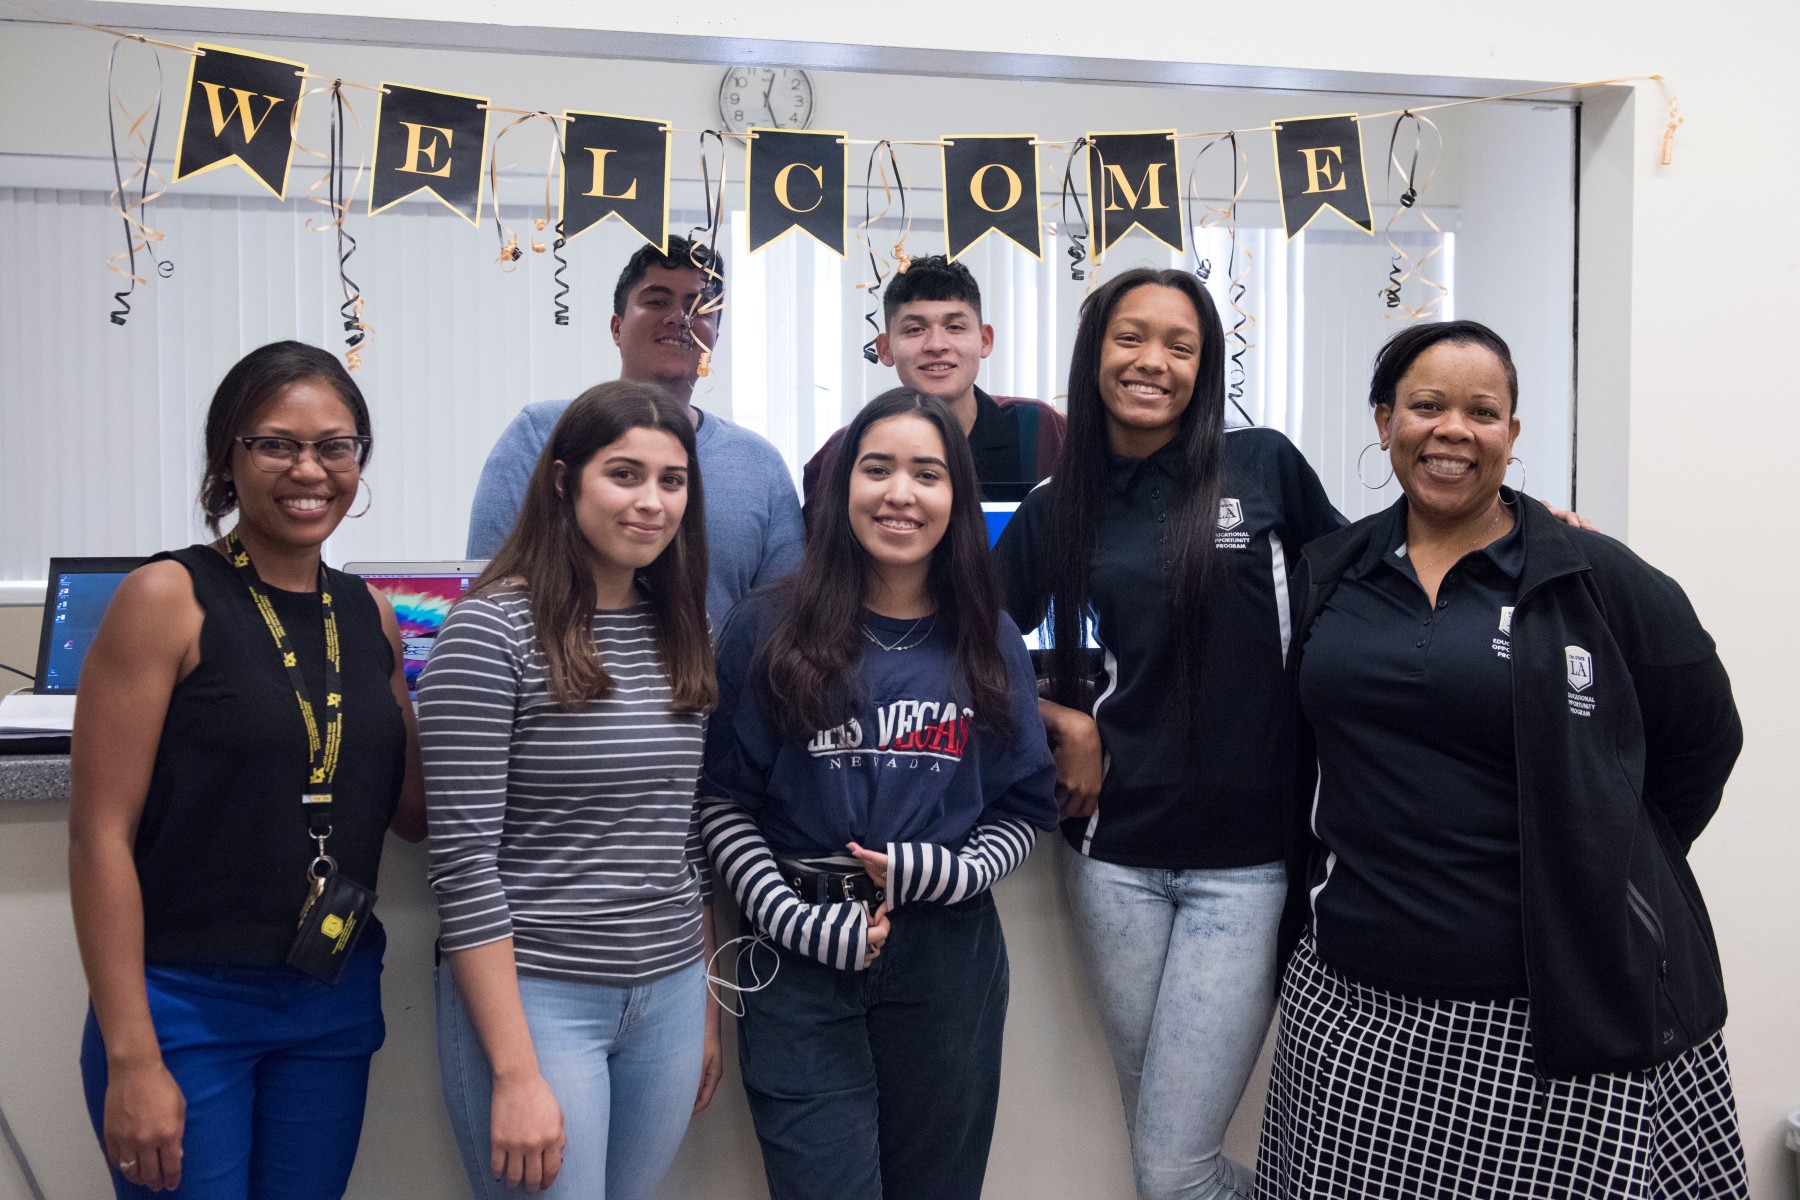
[1281,492,1741,1079]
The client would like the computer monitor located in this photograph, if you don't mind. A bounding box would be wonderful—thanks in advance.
[977,502,1099,653]
[34,557,146,694]
[344,561,486,691]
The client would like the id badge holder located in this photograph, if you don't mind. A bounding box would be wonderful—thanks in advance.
[287,852,377,984]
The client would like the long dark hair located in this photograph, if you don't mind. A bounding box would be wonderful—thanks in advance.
[199,341,371,534]
[760,389,1014,744]
[474,382,715,712]
[1039,268,1228,714]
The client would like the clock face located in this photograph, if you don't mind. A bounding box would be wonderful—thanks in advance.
[718,68,814,134]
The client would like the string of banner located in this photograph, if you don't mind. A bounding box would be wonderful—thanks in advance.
[84,19,1682,383]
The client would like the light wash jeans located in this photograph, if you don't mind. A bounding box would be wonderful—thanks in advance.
[1061,845,1286,1200]
[436,959,704,1200]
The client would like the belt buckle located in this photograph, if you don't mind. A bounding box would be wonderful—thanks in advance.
[838,874,858,903]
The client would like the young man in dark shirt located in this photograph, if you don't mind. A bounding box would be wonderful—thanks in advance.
[802,256,1067,527]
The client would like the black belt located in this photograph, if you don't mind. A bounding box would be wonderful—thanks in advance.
[782,867,884,907]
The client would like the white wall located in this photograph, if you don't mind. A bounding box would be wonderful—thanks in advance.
[5,2,1796,1198]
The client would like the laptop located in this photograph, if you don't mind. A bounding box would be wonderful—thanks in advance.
[344,561,487,691]
[0,557,145,741]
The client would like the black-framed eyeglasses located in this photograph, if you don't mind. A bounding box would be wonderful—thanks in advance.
[235,435,371,473]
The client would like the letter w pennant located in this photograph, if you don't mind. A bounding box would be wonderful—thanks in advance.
[173,44,306,199]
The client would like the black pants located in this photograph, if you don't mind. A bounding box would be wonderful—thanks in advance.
[736,891,1009,1200]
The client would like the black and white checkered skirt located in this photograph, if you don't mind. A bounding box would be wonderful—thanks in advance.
[1255,939,1748,1200]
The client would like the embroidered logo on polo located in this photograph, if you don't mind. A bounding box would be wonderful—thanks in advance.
[1565,645,1596,717]
[808,699,971,771]
[1492,606,1514,660]
[1215,497,1252,549]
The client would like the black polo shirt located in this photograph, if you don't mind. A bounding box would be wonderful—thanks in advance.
[995,426,1342,868]
[1300,497,1529,1000]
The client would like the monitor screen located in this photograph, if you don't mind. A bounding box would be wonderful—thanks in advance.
[977,503,1098,652]
[35,558,145,694]
[351,569,481,690]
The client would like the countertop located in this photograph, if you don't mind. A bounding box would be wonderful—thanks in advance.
[0,754,72,802]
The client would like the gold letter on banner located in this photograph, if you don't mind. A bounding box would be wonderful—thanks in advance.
[370,84,489,225]
[173,43,306,199]
[1085,130,1183,259]
[942,135,1041,260]
[399,123,454,178]
[1272,113,1373,238]
[561,112,668,247]
[747,128,845,255]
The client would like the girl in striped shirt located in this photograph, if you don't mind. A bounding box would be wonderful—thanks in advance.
[699,389,1057,1199]
[419,382,718,1199]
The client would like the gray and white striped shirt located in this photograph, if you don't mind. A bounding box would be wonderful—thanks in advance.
[419,589,708,985]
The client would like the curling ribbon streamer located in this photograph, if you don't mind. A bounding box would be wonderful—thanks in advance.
[487,111,561,272]
[538,123,570,325]
[684,131,730,378]
[291,81,373,366]
[855,140,912,364]
[1186,131,1257,424]
[104,38,172,325]
[1651,76,1683,166]
[1378,112,1448,322]
[1057,138,1108,286]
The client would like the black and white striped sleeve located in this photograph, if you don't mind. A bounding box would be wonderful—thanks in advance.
[697,796,870,971]
[886,817,1039,908]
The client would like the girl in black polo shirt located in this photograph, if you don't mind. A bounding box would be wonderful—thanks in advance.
[995,270,1342,1200]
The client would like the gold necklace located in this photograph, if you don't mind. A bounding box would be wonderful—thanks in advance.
[1405,500,1507,579]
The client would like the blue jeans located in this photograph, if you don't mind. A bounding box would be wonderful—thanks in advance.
[735,891,1008,1200]
[436,959,704,1200]
[79,930,387,1200]
[1061,847,1286,1200]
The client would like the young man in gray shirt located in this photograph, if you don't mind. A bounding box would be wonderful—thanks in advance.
[465,238,803,624]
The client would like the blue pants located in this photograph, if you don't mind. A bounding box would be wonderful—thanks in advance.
[735,891,1009,1200]
[435,959,704,1200]
[1061,847,1287,1200]
[79,932,387,1200]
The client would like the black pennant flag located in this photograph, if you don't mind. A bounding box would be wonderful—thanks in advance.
[173,43,305,200]
[369,84,488,225]
[1271,113,1375,238]
[1086,130,1183,259]
[942,135,1041,261]
[561,112,669,249]
[747,128,846,256]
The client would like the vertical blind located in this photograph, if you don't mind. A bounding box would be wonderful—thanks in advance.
[1,184,1523,583]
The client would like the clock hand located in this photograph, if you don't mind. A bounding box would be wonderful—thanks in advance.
[762,74,778,128]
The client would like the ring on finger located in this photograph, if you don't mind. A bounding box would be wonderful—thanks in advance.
[119,1159,137,1171]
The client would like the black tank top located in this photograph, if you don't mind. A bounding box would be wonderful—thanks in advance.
[134,545,405,966]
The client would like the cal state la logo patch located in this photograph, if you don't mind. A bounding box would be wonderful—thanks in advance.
[1217,498,1244,530]
[1565,645,1593,692]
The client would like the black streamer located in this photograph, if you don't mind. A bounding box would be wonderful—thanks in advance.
[551,218,570,326]
[326,85,367,362]
[105,40,169,326]
[1382,113,1422,312]
[682,131,729,374]
[857,140,907,365]
[1058,138,1093,283]
[1187,131,1255,425]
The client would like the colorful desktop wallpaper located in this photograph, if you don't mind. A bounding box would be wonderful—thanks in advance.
[362,574,474,688]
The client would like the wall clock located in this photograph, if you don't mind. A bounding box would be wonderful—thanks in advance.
[718,68,814,134]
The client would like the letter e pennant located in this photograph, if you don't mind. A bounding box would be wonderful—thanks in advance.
[369,84,488,224]
[1271,113,1374,239]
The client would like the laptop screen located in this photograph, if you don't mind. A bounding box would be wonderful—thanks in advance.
[35,557,146,694]
[346,563,485,690]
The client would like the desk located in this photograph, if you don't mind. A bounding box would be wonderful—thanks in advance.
[0,755,70,803]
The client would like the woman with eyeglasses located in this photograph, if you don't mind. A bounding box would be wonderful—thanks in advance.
[69,341,424,1198]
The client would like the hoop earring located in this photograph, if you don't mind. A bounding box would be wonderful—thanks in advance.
[1357,441,1394,490]
[1505,456,1527,495]
[348,478,372,519]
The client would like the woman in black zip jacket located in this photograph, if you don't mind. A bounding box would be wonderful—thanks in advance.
[1257,320,1747,1200]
